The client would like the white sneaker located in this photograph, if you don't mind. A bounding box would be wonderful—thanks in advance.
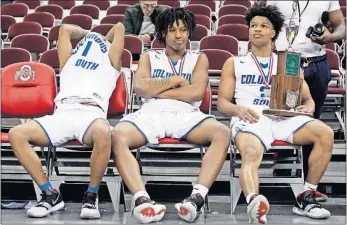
[80,191,100,219]
[293,190,331,219]
[133,196,166,224]
[175,193,204,222]
[26,189,65,218]
[247,194,270,224]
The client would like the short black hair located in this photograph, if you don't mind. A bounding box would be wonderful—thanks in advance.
[155,7,196,43]
[245,5,285,41]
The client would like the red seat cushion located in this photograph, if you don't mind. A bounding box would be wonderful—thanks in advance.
[328,87,345,94]
[271,140,291,146]
[1,132,9,143]
[211,88,218,95]
[63,140,82,145]
[158,138,190,144]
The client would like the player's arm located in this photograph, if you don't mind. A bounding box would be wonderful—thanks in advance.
[156,53,209,103]
[217,57,239,117]
[296,70,315,113]
[134,52,185,98]
[106,22,125,72]
[57,24,88,71]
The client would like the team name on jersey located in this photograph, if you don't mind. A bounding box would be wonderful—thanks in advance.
[72,33,108,55]
[241,74,266,85]
[151,69,192,81]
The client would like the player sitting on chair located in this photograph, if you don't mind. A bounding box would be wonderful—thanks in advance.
[217,5,333,224]
[111,8,230,224]
[8,23,125,219]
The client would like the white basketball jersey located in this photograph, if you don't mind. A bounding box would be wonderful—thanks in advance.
[234,52,278,114]
[143,49,201,111]
[55,32,120,113]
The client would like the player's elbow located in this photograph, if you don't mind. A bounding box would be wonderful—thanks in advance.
[113,22,125,34]
[133,82,151,98]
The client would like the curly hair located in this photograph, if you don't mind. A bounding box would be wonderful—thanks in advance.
[245,5,285,41]
[154,7,196,43]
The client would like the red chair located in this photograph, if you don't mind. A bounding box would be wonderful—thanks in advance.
[91,24,113,36]
[106,4,130,16]
[190,24,209,42]
[1,48,32,68]
[218,15,246,27]
[14,0,41,9]
[35,5,64,20]
[201,49,232,74]
[217,24,249,41]
[218,4,248,17]
[341,6,346,17]
[151,39,191,49]
[158,0,180,7]
[339,0,346,7]
[195,14,211,30]
[62,14,93,30]
[117,0,138,5]
[39,48,60,74]
[48,25,60,48]
[200,35,238,55]
[124,35,144,58]
[83,0,110,10]
[1,3,29,17]
[11,34,49,60]
[1,15,16,37]
[23,12,55,30]
[185,4,212,18]
[326,49,342,81]
[122,49,133,69]
[223,0,251,8]
[70,4,100,20]
[101,14,125,24]
[7,21,42,40]
[326,42,336,52]
[48,0,75,9]
[188,0,215,12]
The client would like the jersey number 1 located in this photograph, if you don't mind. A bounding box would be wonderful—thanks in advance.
[82,41,92,57]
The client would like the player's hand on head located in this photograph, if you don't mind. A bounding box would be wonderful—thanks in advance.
[236,105,259,124]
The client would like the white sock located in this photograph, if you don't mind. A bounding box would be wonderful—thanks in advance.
[191,184,209,200]
[246,193,257,204]
[134,191,150,201]
[303,182,318,192]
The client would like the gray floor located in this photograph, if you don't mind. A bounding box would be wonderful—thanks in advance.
[1,200,346,224]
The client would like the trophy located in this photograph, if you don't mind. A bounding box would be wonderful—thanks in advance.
[263,18,313,117]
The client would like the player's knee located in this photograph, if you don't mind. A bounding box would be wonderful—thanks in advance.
[241,146,262,163]
[211,124,231,146]
[93,125,111,147]
[313,122,334,148]
[8,126,29,146]
[111,128,130,149]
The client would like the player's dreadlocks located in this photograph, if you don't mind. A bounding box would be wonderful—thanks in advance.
[155,7,196,43]
[245,5,285,41]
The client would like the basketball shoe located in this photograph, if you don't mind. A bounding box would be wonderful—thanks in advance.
[175,193,204,222]
[133,196,166,224]
[26,189,64,218]
[292,190,330,219]
[247,194,270,224]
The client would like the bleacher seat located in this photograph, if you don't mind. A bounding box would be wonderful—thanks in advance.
[117,0,138,5]
[188,0,216,12]
[223,0,251,8]
[218,4,248,17]
[158,0,180,7]
[106,4,131,16]
[1,15,17,39]
[70,4,100,20]
[14,0,41,9]
[11,34,49,60]
[101,14,125,24]
[1,3,29,18]
[341,6,346,17]
[83,0,110,10]
[1,48,32,68]
[195,14,211,30]
[190,24,209,42]
[48,25,60,48]
[200,34,238,55]
[121,49,133,69]
[23,12,55,32]
[35,4,64,20]
[62,14,93,30]
[218,15,246,27]
[7,21,42,41]
[48,0,75,10]
[124,35,144,60]
[39,48,60,74]
[185,4,212,18]
[217,24,249,41]
[91,24,113,36]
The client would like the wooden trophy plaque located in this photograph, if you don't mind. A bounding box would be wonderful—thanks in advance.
[263,51,313,117]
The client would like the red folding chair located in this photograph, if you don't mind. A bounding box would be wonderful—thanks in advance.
[11,34,49,60]
[7,21,42,41]
[91,24,113,36]
[1,3,29,17]
[217,24,249,41]
[70,4,100,20]
[122,49,133,69]
[125,35,144,61]
[39,48,60,74]
[151,39,191,49]
[83,0,110,10]
[218,15,246,27]
[223,0,251,8]
[1,48,32,68]
[188,0,215,12]
[48,0,75,9]
[195,14,211,30]
[101,14,125,24]
[35,4,64,20]
[14,0,41,9]
[190,24,209,42]
[48,25,60,48]
[339,0,346,7]
[106,4,130,16]
[200,34,238,55]
[341,6,346,17]
[62,14,93,30]
[158,0,180,7]
[185,4,212,18]
[1,15,16,37]
[218,4,248,17]
[23,12,55,32]
[117,0,138,5]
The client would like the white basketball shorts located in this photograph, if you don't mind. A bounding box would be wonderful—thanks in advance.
[230,115,315,151]
[34,103,107,146]
[119,106,215,144]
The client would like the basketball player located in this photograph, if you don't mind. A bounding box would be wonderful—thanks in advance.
[217,5,333,223]
[8,23,124,219]
[111,8,230,223]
